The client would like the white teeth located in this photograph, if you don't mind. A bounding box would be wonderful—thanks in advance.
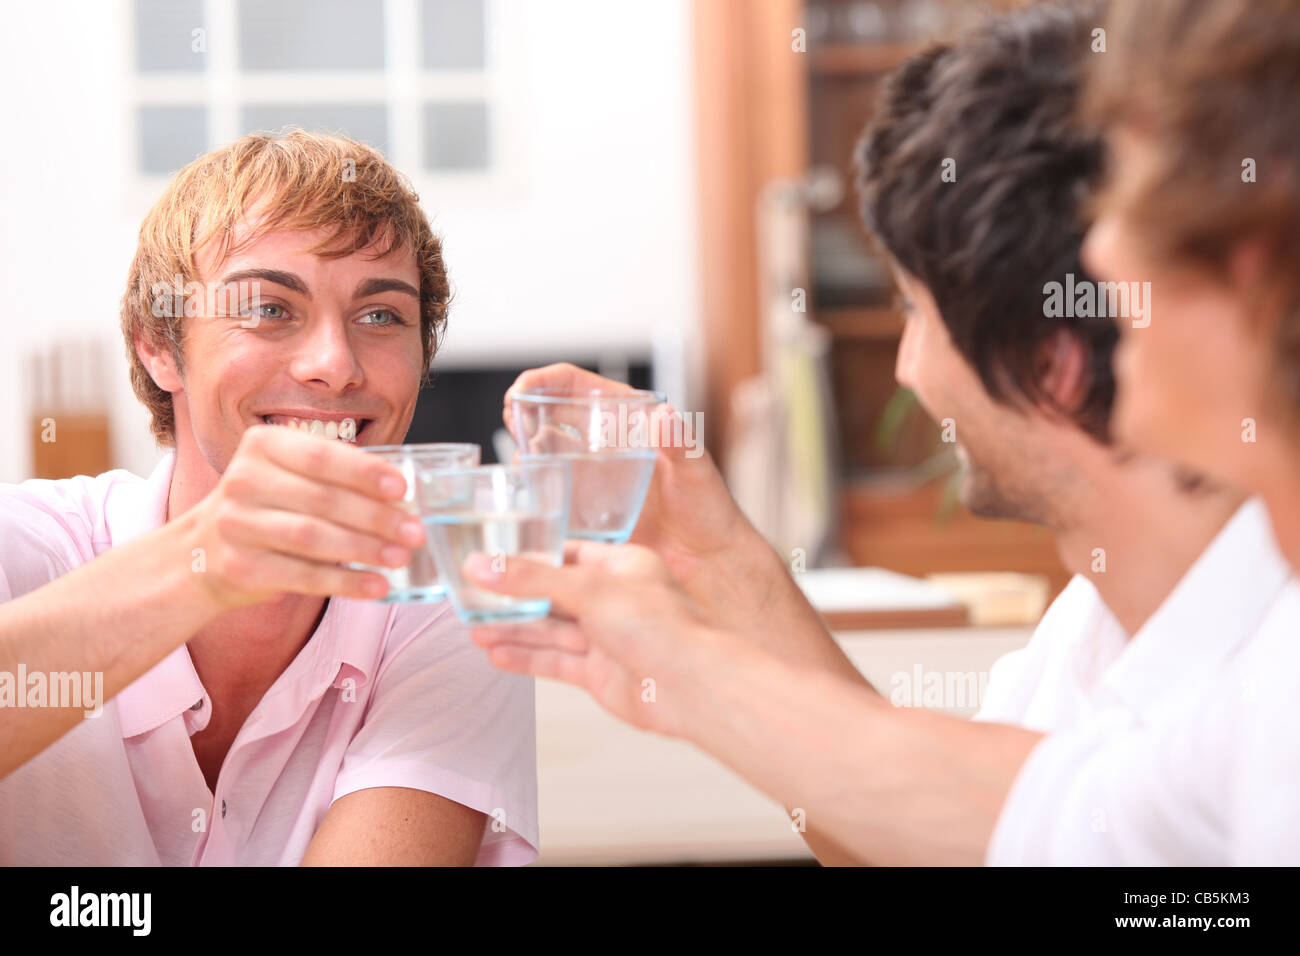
[266,416,360,441]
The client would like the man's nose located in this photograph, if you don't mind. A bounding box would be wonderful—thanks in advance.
[291,317,364,389]
[1080,215,1116,280]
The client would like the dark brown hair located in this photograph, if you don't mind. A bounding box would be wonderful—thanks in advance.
[856,1,1117,440]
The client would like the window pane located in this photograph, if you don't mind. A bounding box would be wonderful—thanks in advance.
[421,0,485,69]
[241,103,390,154]
[139,105,209,174]
[135,0,206,72]
[423,102,489,169]
[239,0,385,71]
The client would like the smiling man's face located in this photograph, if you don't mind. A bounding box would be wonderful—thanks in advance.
[155,214,426,478]
[890,263,1062,525]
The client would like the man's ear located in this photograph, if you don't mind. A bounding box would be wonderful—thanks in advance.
[1035,327,1089,416]
[1228,234,1287,343]
[135,334,184,392]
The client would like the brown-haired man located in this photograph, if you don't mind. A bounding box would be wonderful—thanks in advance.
[0,131,538,866]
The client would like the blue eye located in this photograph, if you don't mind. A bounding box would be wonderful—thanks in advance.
[360,309,404,327]
[242,302,287,321]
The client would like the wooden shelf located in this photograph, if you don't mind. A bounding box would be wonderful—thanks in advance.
[817,306,903,340]
[839,477,1071,598]
[810,42,920,76]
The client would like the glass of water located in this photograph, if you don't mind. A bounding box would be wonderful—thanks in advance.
[420,461,572,624]
[508,387,664,543]
[356,442,481,602]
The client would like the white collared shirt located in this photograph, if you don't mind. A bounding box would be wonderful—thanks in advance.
[973,497,1300,864]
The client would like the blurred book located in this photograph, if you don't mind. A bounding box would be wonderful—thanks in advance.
[797,566,969,629]
[925,572,1050,627]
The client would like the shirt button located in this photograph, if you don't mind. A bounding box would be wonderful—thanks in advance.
[221,800,227,818]
[190,700,203,711]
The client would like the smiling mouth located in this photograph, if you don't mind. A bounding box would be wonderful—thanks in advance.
[260,414,374,443]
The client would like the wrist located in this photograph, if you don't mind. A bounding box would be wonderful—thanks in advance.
[657,623,751,742]
[158,508,231,620]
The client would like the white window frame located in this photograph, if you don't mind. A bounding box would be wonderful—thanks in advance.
[120,0,526,216]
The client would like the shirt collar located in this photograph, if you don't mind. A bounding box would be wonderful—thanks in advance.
[1100,497,1294,720]
[108,450,390,738]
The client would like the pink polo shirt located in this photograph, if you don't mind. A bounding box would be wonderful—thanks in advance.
[0,452,539,866]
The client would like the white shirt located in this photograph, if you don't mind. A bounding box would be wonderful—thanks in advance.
[973,497,1299,864]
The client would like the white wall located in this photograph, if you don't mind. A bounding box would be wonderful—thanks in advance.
[0,0,701,483]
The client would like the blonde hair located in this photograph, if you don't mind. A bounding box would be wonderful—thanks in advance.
[120,129,448,445]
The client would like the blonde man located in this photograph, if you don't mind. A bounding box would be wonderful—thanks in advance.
[0,131,538,866]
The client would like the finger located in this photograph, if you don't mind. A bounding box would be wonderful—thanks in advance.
[226,549,391,601]
[561,538,619,566]
[219,506,416,569]
[242,424,410,502]
[501,363,635,430]
[471,617,591,654]
[527,421,588,455]
[485,643,591,686]
[462,553,595,618]
[224,459,425,548]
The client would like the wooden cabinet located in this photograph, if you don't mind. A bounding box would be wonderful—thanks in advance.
[693,0,1068,595]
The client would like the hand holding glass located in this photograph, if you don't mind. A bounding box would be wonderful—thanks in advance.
[420,461,572,623]
[509,388,663,543]
[354,443,480,601]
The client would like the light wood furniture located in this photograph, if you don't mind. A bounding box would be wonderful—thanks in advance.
[531,624,1034,865]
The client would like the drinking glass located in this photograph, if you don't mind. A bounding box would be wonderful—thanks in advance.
[509,388,663,543]
[420,461,572,623]
[356,442,480,602]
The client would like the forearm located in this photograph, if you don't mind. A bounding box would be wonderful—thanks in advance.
[675,629,1042,865]
[0,512,222,777]
[692,525,868,688]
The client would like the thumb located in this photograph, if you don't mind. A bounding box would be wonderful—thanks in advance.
[464,551,592,618]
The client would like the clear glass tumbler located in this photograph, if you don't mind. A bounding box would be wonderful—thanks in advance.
[508,388,664,543]
[357,442,481,602]
[420,460,573,623]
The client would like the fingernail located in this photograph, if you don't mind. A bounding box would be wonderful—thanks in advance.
[399,519,425,545]
[380,474,405,497]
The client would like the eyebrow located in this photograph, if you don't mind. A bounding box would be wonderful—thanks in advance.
[217,268,309,295]
[354,277,420,301]
[214,269,418,302]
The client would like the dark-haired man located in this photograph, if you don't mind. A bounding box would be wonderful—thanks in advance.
[468,1,1296,864]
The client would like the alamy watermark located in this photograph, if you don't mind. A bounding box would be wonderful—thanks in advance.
[151,274,266,328]
[889,665,989,710]
[50,886,150,936]
[596,405,705,459]
[0,665,103,718]
[1043,273,1151,328]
